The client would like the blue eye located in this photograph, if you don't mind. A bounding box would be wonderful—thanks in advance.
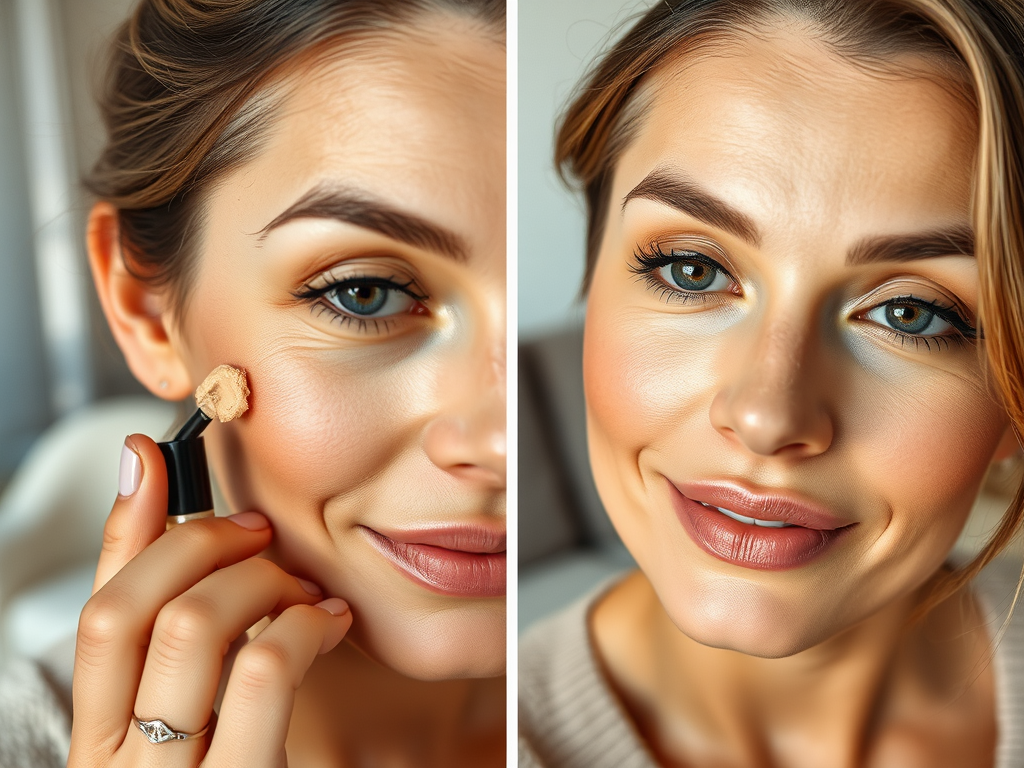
[325,281,415,317]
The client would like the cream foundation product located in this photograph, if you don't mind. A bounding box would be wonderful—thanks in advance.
[159,365,250,528]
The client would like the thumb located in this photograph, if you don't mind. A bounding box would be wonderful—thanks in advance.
[91,433,168,593]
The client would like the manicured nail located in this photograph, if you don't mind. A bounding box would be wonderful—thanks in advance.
[118,438,141,497]
[297,578,322,595]
[315,598,350,616]
[226,511,270,530]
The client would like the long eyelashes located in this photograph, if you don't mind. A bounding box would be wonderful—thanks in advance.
[629,242,733,306]
[293,272,429,334]
[864,295,979,345]
[629,242,979,351]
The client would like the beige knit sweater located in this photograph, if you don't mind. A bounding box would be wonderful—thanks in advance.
[519,562,1024,768]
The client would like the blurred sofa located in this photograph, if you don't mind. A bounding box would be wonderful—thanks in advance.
[519,326,634,632]
[0,397,176,663]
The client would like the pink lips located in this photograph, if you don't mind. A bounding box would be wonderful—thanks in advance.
[361,525,506,598]
[671,480,854,570]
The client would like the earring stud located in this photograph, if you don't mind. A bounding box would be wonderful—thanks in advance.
[159,380,168,390]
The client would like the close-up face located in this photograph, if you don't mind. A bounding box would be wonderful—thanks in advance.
[584,20,1011,657]
[159,16,506,680]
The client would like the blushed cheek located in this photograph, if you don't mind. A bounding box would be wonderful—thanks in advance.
[846,367,1006,551]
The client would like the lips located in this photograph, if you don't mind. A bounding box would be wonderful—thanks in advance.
[361,525,506,598]
[670,480,854,570]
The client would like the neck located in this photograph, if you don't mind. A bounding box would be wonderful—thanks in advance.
[592,570,993,768]
[287,640,505,767]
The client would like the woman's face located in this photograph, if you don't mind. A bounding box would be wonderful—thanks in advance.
[584,25,1010,657]
[166,19,505,679]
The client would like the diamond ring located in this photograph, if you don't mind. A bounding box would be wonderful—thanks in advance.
[133,715,211,744]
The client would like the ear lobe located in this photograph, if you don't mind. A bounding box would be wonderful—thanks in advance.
[87,202,192,400]
[992,423,1022,463]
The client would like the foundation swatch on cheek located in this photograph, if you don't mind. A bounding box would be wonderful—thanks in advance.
[195,364,250,422]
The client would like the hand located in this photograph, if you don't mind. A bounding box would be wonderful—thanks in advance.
[68,434,352,767]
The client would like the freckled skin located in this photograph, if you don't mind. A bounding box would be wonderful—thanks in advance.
[584,25,1005,768]
[171,22,506,683]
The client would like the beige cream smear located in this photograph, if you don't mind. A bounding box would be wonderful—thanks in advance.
[195,364,250,422]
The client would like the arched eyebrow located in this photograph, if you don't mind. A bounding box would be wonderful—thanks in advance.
[623,168,975,264]
[257,184,468,262]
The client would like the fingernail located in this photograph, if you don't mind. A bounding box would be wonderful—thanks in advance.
[226,511,270,530]
[118,438,141,497]
[297,578,322,595]
[315,598,350,616]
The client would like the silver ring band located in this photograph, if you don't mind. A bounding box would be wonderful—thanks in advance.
[133,715,210,744]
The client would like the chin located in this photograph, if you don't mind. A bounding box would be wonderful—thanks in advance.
[650,564,851,659]
[346,598,506,680]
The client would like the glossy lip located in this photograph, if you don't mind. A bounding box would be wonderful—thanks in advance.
[670,479,856,570]
[360,525,506,598]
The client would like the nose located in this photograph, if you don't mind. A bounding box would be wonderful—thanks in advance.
[423,336,506,487]
[709,321,834,459]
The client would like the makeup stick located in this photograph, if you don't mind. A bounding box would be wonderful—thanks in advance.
[159,364,250,528]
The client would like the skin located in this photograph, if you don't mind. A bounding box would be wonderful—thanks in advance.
[78,14,505,768]
[584,21,1016,768]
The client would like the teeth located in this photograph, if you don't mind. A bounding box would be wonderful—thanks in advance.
[703,502,793,528]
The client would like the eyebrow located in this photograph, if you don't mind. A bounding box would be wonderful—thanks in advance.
[623,168,975,264]
[257,184,468,262]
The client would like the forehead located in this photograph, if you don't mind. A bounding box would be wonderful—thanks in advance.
[616,25,977,241]
[221,20,505,251]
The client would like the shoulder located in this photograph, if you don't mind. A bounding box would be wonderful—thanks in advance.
[519,576,655,768]
[0,646,73,768]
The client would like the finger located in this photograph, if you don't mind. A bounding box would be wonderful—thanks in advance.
[124,559,325,765]
[93,433,168,594]
[71,513,272,759]
[206,599,352,767]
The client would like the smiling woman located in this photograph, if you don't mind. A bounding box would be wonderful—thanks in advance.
[0,1,505,767]
[520,1,1024,767]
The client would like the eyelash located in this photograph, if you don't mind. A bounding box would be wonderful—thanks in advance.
[863,295,979,350]
[629,243,979,351]
[629,242,737,305]
[292,273,429,333]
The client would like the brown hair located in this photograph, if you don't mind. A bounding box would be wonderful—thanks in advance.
[556,0,1024,612]
[86,0,504,315]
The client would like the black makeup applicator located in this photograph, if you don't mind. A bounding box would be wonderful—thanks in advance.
[158,364,250,528]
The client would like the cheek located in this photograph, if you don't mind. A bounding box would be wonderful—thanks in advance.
[189,321,441,524]
[584,305,722,456]
[841,354,1007,554]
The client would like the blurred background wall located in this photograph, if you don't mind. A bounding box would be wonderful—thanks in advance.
[518,0,652,339]
[0,0,143,488]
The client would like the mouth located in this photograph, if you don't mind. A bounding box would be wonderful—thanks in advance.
[360,525,506,598]
[669,480,855,571]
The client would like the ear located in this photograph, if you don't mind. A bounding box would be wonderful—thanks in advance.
[992,422,1022,463]
[87,202,192,400]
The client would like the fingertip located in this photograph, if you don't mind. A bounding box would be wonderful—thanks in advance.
[316,599,352,654]
[226,511,271,531]
[315,598,350,616]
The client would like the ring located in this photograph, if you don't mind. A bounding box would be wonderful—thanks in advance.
[133,715,211,744]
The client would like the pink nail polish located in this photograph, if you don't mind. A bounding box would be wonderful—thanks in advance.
[118,439,141,497]
[297,578,322,595]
